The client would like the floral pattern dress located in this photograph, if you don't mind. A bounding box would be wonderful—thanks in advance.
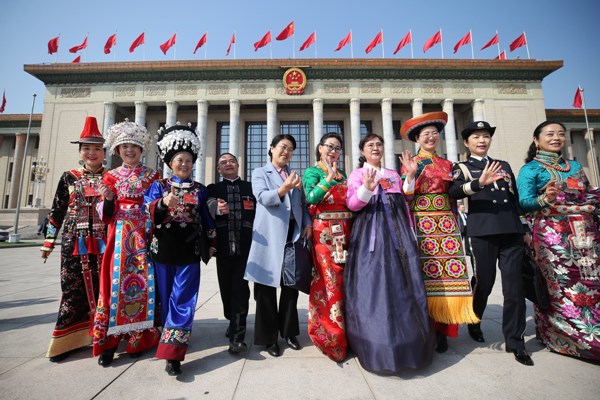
[303,163,353,362]
[517,151,600,361]
[92,163,161,356]
[42,167,107,358]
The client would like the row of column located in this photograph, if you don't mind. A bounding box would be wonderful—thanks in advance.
[103,97,487,181]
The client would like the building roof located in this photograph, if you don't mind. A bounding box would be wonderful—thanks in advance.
[0,114,43,128]
[24,58,563,85]
[546,109,600,123]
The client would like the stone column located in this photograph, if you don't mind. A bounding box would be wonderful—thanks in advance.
[472,99,485,121]
[350,98,361,170]
[229,99,240,156]
[196,100,209,183]
[134,101,154,169]
[564,128,574,159]
[103,102,117,168]
[411,98,423,152]
[442,99,458,162]
[266,99,278,149]
[134,101,147,127]
[585,128,599,187]
[8,132,26,208]
[381,98,395,170]
[163,101,179,178]
[312,98,324,149]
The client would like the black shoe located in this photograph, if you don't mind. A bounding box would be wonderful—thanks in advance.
[285,336,301,351]
[266,343,280,357]
[228,341,248,354]
[435,333,448,353]
[49,351,70,363]
[98,348,116,367]
[467,324,485,343]
[165,360,182,376]
[129,351,142,358]
[506,347,534,366]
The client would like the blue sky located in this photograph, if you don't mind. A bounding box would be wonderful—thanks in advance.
[1,0,598,114]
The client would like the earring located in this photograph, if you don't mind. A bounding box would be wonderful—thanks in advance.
[78,159,85,166]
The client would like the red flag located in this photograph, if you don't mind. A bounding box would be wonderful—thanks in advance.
[254,31,271,51]
[573,86,583,109]
[335,31,352,51]
[299,32,316,51]
[276,21,294,41]
[69,36,88,53]
[423,30,442,53]
[160,33,177,55]
[47,36,59,55]
[226,33,236,56]
[104,34,117,54]
[129,32,145,53]
[365,31,383,54]
[0,91,6,113]
[480,33,499,50]
[494,51,506,60]
[72,56,81,63]
[393,31,412,55]
[194,33,207,54]
[509,33,526,52]
[453,31,471,54]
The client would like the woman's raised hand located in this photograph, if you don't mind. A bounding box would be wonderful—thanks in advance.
[478,161,502,187]
[363,168,380,192]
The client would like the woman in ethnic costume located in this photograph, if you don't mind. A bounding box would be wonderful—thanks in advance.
[344,133,435,375]
[93,119,160,366]
[399,112,479,354]
[517,120,600,361]
[41,116,108,362]
[302,133,353,362]
[144,124,216,376]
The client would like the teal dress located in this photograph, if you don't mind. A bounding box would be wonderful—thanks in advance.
[517,151,600,361]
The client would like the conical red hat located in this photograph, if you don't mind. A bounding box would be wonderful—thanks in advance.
[71,116,105,144]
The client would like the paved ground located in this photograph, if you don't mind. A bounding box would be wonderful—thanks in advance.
[0,241,598,400]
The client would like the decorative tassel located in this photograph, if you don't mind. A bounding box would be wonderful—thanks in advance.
[427,296,480,325]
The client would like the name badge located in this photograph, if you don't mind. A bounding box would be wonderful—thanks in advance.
[183,193,196,204]
[380,178,393,190]
[83,186,99,197]
[243,197,255,210]
[566,177,583,190]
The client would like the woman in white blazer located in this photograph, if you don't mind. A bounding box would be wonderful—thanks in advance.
[244,134,312,357]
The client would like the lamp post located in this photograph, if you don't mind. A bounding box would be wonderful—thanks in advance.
[31,157,50,207]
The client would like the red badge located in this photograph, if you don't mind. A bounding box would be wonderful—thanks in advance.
[183,193,196,205]
[243,198,255,210]
[566,177,583,190]
[83,186,99,197]
[283,67,307,95]
[380,178,393,190]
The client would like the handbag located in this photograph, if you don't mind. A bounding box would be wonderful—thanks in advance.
[521,247,550,310]
[282,237,313,294]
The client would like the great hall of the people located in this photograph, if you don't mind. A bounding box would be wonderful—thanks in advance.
[0,58,598,222]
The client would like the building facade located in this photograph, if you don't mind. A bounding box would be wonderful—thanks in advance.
[3,58,596,209]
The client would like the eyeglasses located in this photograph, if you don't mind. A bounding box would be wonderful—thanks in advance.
[364,142,383,150]
[218,158,237,166]
[418,130,440,139]
[274,144,294,153]
[321,143,342,153]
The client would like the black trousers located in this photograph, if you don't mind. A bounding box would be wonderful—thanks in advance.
[216,254,250,343]
[253,282,300,345]
[470,233,526,350]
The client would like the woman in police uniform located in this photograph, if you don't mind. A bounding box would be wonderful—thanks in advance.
[449,121,533,366]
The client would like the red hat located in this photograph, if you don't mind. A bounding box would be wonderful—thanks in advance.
[400,111,448,142]
[71,116,105,144]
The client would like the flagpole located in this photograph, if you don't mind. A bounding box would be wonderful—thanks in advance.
[55,34,60,63]
[173,32,177,60]
[292,32,295,59]
[350,30,354,59]
[579,87,599,185]
[381,29,385,59]
[410,29,414,59]
[269,30,273,60]
[496,30,500,58]
[114,30,117,62]
[470,30,474,59]
[523,31,530,59]
[440,29,444,59]
[9,94,36,243]
[204,31,208,60]
[315,31,318,58]
[234,31,237,60]
[143,30,146,62]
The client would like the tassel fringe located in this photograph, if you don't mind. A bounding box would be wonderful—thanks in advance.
[427,296,480,325]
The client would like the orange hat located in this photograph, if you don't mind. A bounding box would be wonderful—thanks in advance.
[71,116,105,144]
[400,111,448,142]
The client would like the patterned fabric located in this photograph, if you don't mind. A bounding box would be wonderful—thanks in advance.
[303,165,352,362]
[517,153,600,361]
[92,163,160,356]
[403,151,477,328]
[44,168,106,357]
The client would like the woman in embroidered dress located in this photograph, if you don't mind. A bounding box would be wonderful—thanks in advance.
[517,120,600,361]
[399,112,479,354]
[344,133,435,375]
[144,124,216,376]
[41,116,108,362]
[302,133,353,362]
[92,119,161,366]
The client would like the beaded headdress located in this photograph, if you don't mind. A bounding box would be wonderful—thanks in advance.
[105,118,151,155]
[156,123,201,165]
